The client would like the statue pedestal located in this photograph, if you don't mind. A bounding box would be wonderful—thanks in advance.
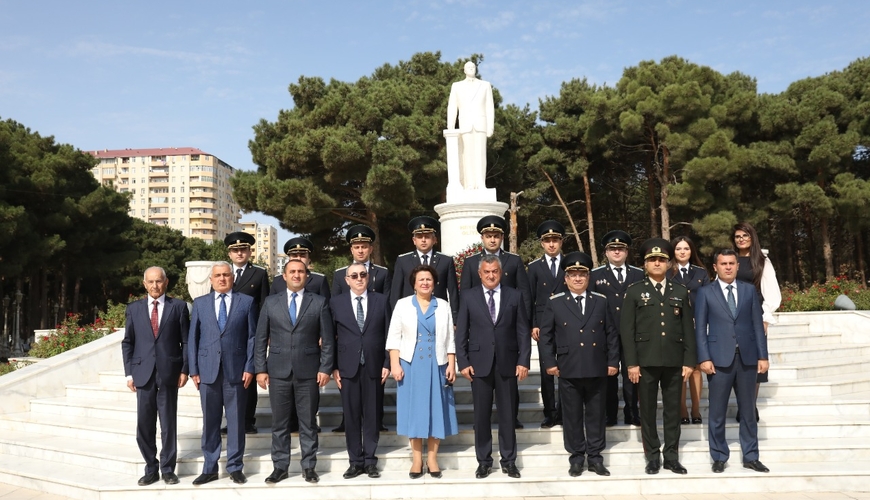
[434,201,508,256]
[186,261,218,299]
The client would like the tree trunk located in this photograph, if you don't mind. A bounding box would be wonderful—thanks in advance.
[59,261,68,320]
[820,215,834,282]
[368,211,382,265]
[659,146,671,240]
[857,231,867,285]
[39,268,49,329]
[539,167,584,252]
[583,172,597,263]
[509,192,520,254]
[784,216,796,284]
[73,277,81,314]
[804,207,817,284]
[645,157,657,237]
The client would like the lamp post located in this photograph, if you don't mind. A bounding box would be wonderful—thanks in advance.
[14,290,23,355]
[2,297,9,357]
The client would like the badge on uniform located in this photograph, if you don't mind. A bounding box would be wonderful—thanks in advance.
[596,279,608,286]
[640,292,650,303]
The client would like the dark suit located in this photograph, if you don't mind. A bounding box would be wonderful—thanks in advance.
[390,251,458,321]
[460,251,532,320]
[270,271,331,299]
[671,265,710,304]
[620,278,696,463]
[330,291,390,467]
[255,290,335,471]
[122,295,189,476]
[694,279,767,463]
[527,255,567,421]
[188,291,256,474]
[233,263,269,428]
[538,291,619,466]
[333,263,391,303]
[455,285,531,468]
[589,263,644,424]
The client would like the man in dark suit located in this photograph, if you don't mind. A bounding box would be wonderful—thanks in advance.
[188,262,257,485]
[270,237,331,298]
[225,231,269,435]
[255,259,335,485]
[538,252,620,477]
[589,230,644,427]
[331,262,391,479]
[528,220,568,428]
[621,239,696,475]
[331,224,390,433]
[122,266,189,486]
[390,216,458,321]
[456,254,531,479]
[695,248,770,474]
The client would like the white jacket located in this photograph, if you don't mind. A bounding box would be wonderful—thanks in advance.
[386,296,455,365]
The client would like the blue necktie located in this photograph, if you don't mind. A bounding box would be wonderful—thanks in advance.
[487,289,496,323]
[550,257,557,278]
[727,284,737,317]
[289,292,298,326]
[217,293,227,331]
[356,296,365,365]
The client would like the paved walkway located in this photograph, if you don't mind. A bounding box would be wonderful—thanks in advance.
[1,482,868,500]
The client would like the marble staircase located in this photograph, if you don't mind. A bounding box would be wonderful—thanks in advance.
[0,311,869,499]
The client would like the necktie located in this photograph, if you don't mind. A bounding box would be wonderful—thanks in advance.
[218,293,227,331]
[655,282,663,296]
[727,284,737,317]
[422,254,429,266]
[487,289,496,323]
[150,300,159,338]
[616,267,624,283]
[235,268,243,282]
[356,296,365,365]
[550,257,557,278]
[576,294,584,315]
[681,267,688,281]
[289,292,298,326]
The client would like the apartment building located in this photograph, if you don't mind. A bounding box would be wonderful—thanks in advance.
[241,220,278,274]
[89,147,241,244]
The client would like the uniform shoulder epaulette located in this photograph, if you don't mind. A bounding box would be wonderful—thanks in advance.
[628,265,643,272]
[503,250,520,257]
[372,264,388,270]
[590,291,606,299]
[550,292,566,300]
[273,274,282,279]
[311,271,325,277]
[592,265,607,272]
[398,251,414,257]
[671,281,688,290]
[627,280,644,289]
[252,264,266,270]
[530,256,545,264]
[335,265,349,272]
[434,251,449,257]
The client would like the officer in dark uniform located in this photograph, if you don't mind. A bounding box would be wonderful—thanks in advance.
[389,216,459,320]
[538,252,620,477]
[527,220,568,428]
[224,231,269,435]
[620,238,696,475]
[588,230,644,427]
[459,215,532,429]
[270,237,331,298]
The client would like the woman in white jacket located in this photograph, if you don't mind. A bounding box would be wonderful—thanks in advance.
[386,265,458,479]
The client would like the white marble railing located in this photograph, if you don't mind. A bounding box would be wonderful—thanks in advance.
[774,310,870,343]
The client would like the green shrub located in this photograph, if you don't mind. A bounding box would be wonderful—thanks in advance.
[0,361,16,376]
[779,276,870,312]
[29,312,122,359]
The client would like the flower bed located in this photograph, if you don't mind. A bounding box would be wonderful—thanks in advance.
[779,276,870,312]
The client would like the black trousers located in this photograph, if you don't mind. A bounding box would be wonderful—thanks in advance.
[637,365,683,462]
[471,368,518,467]
[606,349,639,423]
[560,376,606,465]
[339,369,383,466]
[136,369,179,475]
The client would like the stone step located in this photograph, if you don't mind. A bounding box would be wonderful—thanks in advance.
[766,330,841,348]
[769,344,870,363]
[766,322,811,335]
[761,372,870,397]
[773,355,870,380]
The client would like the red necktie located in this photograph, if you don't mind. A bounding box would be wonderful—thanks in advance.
[151,301,159,338]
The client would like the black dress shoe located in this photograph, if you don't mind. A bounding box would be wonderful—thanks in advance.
[712,460,726,473]
[692,416,703,424]
[162,472,179,485]
[220,426,228,435]
[645,459,661,475]
[630,416,642,426]
[193,473,219,485]
[230,471,247,484]
[663,460,687,474]
[265,468,289,484]
[409,467,424,479]
[245,424,257,435]
[138,473,159,486]
[502,462,521,478]
[606,419,617,427]
[379,424,388,432]
[514,419,524,429]
[568,463,583,477]
[332,423,345,432]
[343,465,365,479]
[475,464,492,479]
[289,425,299,433]
[680,417,690,425]
[541,416,556,428]
[316,424,322,433]
[303,468,319,483]
[743,460,769,473]
[587,462,611,476]
[365,465,381,478]
[427,468,442,478]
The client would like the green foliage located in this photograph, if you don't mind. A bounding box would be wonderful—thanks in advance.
[0,361,18,376]
[779,276,870,312]
[29,313,121,358]
[453,242,484,283]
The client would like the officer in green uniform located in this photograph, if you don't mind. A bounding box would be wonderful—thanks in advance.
[620,238,696,475]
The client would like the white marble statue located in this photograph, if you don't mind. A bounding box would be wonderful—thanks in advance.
[446,61,495,191]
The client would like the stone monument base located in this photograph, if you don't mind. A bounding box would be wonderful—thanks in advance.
[434,200,509,256]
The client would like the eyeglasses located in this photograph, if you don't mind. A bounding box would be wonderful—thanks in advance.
[348,272,368,280]
[734,234,751,241]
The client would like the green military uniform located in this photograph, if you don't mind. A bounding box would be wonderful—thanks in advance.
[621,277,696,467]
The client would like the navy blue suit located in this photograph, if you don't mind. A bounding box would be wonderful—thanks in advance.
[455,285,531,467]
[122,296,189,476]
[695,279,768,463]
[527,255,567,420]
[330,291,390,467]
[188,291,256,474]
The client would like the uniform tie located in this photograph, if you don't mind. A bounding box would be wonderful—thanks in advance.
[235,268,243,282]
[217,293,227,330]
[575,294,584,315]
[681,267,688,280]
[422,254,429,266]
[550,257,557,278]
[150,300,159,338]
[655,282,664,296]
[487,289,496,323]
[727,284,737,317]
[616,267,624,284]
[289,292,298,325]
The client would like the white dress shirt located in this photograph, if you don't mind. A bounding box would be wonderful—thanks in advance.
[214,290,233,317]
[482,284,501,319]
[350,290,367,322]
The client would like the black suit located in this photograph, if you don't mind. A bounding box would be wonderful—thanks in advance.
[455,285,531,468]
[270,272,331,299]
[255,290,335,471]
[122,295,190,476]
[670,265,710,304]
[538,291,619,466]
[460,251,532,320]
[527,255,567,421]
[330,292,390,467]
[390,251,459,321]
[233,263,269,428]
[588,263,644,424]
[333,263,391,303]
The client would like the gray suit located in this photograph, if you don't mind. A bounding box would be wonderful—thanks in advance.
[255,289,335,470]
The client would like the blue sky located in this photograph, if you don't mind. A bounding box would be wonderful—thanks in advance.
[2,0,868,245]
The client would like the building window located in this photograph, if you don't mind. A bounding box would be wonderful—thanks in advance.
[181,187,185,193]
[180,218,184,224]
